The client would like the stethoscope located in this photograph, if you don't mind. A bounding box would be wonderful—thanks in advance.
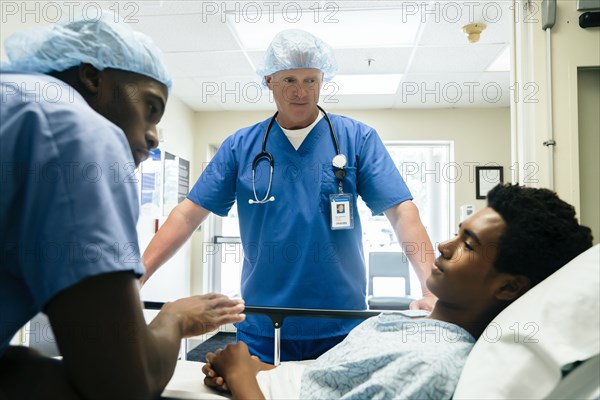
[249,105,347,204]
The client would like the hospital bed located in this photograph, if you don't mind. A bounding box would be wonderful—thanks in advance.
[155,244,600,399]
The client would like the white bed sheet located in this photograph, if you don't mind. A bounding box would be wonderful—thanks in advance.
[162,360,312,400]
[256,360,312,399]
[162,360,227,399]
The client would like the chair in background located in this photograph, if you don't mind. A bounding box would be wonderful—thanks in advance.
[367,251,413,310]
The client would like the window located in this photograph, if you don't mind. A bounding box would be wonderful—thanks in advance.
[360,141,453,298]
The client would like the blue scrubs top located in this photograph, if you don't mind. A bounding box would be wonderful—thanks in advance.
[0,72,144,356]
[188,114,412,340]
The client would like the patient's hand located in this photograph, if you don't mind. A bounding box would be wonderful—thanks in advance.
[203,357,230,393]
[203,342,274,397]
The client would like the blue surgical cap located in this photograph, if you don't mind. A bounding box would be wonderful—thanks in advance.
[2,13,172,89]
[257,29,337,83]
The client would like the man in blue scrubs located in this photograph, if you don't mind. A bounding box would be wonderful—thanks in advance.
[142,29,436,363]
[0,15,245,399]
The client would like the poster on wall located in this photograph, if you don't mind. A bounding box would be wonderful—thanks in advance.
[139,150,191,217]
[163,152,179,216]
[140,148,162,217]
[178,158,190,204]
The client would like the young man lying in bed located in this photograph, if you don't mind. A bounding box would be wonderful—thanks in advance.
[202,183,593,399]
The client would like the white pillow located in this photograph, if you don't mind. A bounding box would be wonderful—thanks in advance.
[454,244,600,399]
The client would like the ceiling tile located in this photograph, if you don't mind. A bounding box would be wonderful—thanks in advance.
[335,47,413,74]
[179,76,270,109]
[419,1,511,46]
[410,44,507,73]
[130,0,209,16]
[396,72,510,108]
[165,52,255,78]
[129,14,240,52]
[178,96,226,111]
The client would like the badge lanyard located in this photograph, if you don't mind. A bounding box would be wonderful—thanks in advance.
[330,154,354,230]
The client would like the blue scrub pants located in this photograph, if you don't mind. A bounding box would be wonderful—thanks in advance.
[237,329,347,364]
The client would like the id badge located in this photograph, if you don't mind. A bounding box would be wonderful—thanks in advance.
[330,193,354,230]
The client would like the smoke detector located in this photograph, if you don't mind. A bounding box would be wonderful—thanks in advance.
[462,23,487,43]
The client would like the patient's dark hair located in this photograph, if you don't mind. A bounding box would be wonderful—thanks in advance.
[487,183,593,286]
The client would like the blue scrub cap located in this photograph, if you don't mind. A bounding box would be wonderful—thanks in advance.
[2,13,172,89]
[257,29,337,83]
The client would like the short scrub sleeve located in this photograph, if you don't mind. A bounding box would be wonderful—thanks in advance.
[2,90,143,311]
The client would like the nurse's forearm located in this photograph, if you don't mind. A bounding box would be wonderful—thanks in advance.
[401,223,436,296]
[142,199,209,280]
[385,201,436,295]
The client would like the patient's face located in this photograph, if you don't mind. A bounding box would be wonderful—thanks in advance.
[427,208,507,306]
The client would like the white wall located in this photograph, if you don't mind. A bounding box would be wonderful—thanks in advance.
[138,96,197,301]
[577,68,600,245]
[550,1,600,208]
[522,0,600,207]
[510,0,599,246]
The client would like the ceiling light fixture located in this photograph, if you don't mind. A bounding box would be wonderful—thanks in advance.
[462,23,487,43]
[231,9,420,49]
